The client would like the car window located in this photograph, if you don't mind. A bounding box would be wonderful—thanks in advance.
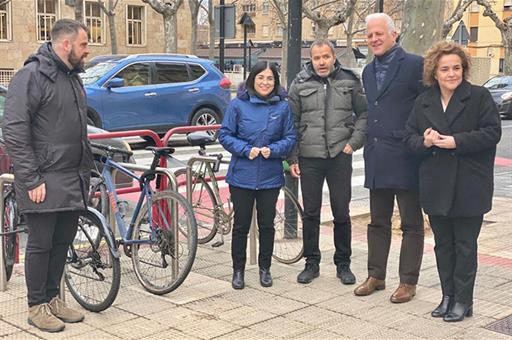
[484,76,512,90]
[189,64,206,80]
[115,63,151,87]
[154,63,190,84]
[81,61,118,86]
[0,94,5,120]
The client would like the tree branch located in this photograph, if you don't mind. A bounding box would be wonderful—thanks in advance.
[476,0,507,31]
[442,0,474,38]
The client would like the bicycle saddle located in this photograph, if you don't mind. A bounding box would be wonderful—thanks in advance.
[145,146,175,157]
[187,131,216,146]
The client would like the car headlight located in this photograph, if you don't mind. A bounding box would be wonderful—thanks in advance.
[501,91,512,101]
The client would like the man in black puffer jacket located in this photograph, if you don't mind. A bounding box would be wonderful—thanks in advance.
[3,19,93,333]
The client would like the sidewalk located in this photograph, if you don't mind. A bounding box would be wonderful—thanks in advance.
[1,197,512,339]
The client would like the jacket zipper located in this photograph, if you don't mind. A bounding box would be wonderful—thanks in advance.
[324,81,329,156]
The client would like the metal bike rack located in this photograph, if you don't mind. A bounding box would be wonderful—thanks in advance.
[0,173,14,291]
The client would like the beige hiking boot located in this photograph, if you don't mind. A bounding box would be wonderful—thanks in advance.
[28,303,65,333]
[49,297,85,323]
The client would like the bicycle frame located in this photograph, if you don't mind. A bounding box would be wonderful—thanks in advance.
[99,157,161,245]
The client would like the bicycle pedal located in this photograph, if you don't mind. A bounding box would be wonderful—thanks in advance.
[211,241,224,248]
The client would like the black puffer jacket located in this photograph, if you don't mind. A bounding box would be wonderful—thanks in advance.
[2,43,93,213]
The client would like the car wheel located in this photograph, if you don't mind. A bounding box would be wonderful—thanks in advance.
[191,108,220,134]
[87,110,103,128]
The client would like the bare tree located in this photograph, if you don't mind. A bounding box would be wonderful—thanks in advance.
[472,0,512,74]
[270,0,288,85]
[188,0,205,55]
[97,0,120,54]
[143,0,184,53]
[302,0,357,40]
[400,0,446,55]
[442,0,474,39]
[75,0,84,22]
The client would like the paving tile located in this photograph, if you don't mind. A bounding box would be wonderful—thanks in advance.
[2,330,41,339]
[0,319,22,336]
[248,316,314,338]
[27,320,97,340]
[116,294,176,316]
[292,328,341,340]
[284,305,346,328]
[82,306,138,328]
[388,315,461,339]
[279,285,340,304]
[141,327,198,339]
[69,329,122,339]
[217,305,277,327]
[102,316,169,340]
[0,297,27,317]
[316,294,376,316]
[214,327,270,339]
[185,296,243,315]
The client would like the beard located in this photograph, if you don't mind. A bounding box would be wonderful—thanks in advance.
[68,47,86,69]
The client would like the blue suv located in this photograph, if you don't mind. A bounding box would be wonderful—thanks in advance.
[81,54,231,133]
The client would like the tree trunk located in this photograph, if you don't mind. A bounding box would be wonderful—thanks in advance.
[189,0,199,55]
[163,14,177,53]
[208,0,215,60]
[315,23,329,40]
[75,0,84,22]
[401,0,446,55]
[338,11,356,68]
[503,31,512,75]
[281,27,288,86]
[108,12,117,54]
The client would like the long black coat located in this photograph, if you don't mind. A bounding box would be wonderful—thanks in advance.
[405,80,501,217]
[2,43,93,213]
[362,46,425,190]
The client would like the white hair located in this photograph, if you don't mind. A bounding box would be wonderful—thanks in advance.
[365,13,396,34]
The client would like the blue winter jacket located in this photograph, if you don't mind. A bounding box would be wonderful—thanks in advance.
[219,88,296,190]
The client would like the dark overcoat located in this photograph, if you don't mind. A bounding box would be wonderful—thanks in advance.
[404,80,501,217]
[362,46,425,190]
[2,43,93,213]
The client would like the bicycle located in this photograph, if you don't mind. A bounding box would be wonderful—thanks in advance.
[2,184,21,282]
[174,132,304,264]
[65,143,197,312]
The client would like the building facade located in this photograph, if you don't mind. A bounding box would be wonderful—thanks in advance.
[0,0,191,85]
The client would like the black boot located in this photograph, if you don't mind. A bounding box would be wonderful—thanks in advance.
[336,265,356,285]
[259,268,273,287]
[232,270,245,290]
[431,296,453,318]
[443,302,473,322]
[297,263,320,284]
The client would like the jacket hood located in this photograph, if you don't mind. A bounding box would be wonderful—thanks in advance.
[24,43,83,82]
[236,82,287,103]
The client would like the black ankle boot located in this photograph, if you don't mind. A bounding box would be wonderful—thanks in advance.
[259,268,273,287]
[431,296,453,318]
[443,302,473,322]
[232,270,245,290]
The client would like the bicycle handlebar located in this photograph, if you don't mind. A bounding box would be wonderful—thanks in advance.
[90,142,134,159]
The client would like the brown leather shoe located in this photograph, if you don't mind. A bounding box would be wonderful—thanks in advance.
[390,283,416,303]
[354,277,385,296]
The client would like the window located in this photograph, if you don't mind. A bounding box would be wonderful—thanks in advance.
[189,64,206,80]
[311,22,316,34]
[126,5,145,46]
[242,3,256,13]
[115,63,150,87]
[154,63,189,84]
[246,24,255,35]
[262,25,269,37]
[37,0,58,42]
[85,1,103,44]
[275,26,283,37]
[262,1,269,15]
[0,1,11,40]
[505,0,512,9]
[469,27,478,42]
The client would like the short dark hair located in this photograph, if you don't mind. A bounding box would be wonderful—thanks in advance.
[51,19,88,42]
[310,39,336,57]
[245,61,281,98]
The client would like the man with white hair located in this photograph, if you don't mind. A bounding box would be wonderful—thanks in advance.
[354,13,425,303]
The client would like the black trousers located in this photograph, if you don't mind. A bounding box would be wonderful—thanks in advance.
[299,153,352,266]
[229,185,280,271]
[368,189,424,284]
[429,215,483,305]
[25,211,80,307]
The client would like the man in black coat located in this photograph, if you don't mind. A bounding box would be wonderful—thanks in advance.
[354,13,425,303]
[3,19,93,332]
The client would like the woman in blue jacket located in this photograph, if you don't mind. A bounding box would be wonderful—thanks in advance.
[219,61,296,290]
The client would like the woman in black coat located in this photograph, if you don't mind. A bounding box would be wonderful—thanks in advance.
[405,41,501,322]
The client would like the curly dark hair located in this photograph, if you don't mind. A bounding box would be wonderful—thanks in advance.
[423,41,471,86]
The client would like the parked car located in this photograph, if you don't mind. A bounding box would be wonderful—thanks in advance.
[81,53,232,133]
[483,75,512,119]
[0,85,133,188]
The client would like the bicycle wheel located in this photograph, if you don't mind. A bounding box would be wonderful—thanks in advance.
[174,169,218,244]
[272,186,304,264]
[131,190,197,295]
[2,191,18,282]
[65,210,120,312]
[88,172,109,218]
